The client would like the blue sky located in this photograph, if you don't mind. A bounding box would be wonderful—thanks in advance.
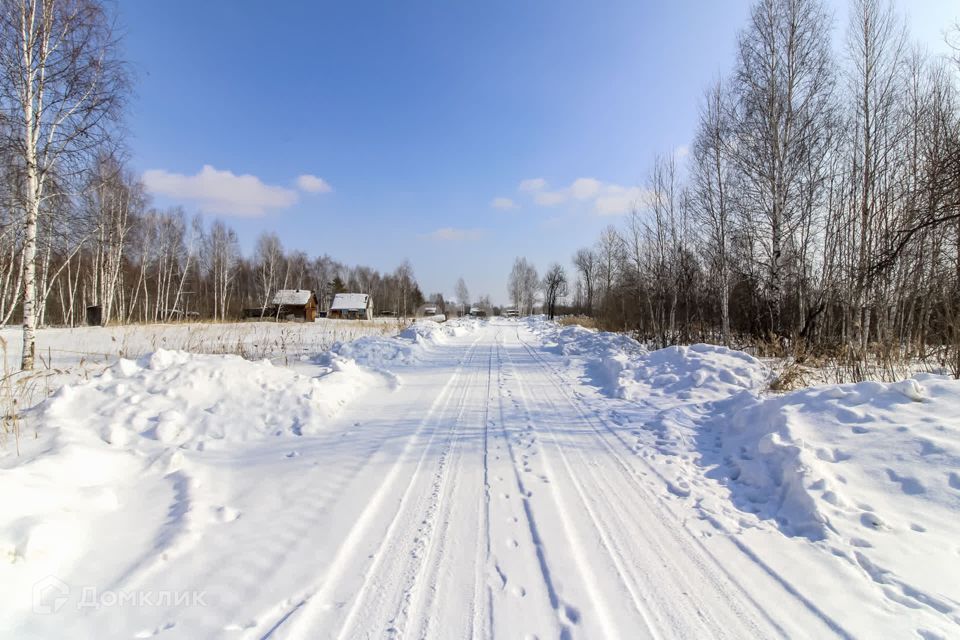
[119,0,958,304]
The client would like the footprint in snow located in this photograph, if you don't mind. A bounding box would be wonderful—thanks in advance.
[134,622,176,637]
[666,481,691,498]
[560,604,581,625]
[492,564,507,589]
[860,512,885,530]
[223,620,257,631]
[212,506,241,523]
[948,472,960,491]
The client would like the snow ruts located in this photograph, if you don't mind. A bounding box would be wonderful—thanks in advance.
[270,321,843,638]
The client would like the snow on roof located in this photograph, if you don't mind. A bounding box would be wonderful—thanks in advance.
[331,293,370,310]
[272,289,314,306]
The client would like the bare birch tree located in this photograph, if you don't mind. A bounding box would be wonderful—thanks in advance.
[0,0,127,368]
[692,79,736,345]
[731,0,836,337]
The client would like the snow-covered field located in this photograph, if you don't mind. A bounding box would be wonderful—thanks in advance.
[0,319,407,370]
[0,319,407,441]
[2,317,958,638]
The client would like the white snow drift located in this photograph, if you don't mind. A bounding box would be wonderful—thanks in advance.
[525,316,960,637]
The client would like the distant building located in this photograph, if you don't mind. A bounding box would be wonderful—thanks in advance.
[271,289,319,322]
[329,293,373,320]
[469,306,486,318]
[503,306,519,318]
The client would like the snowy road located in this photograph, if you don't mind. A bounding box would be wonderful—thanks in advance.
[15,318,958,638]
[192,320,841,639]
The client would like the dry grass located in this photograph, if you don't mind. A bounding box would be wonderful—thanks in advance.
[0,336,107,455]
[767,339,951,392]
[556,315,599,330]
[6,319,411,370]
[0,318,412,453]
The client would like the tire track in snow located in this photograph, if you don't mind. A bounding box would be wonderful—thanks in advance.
[499,328,657,640]
[106,418,395,636]
[474,330,574,639]
[509,353,730,637]
[500,333,581,635]
[472,342,494,639]
[397,343,493,639]
[513,328,774,637]
[324,336,486,639]
[513,324,846,638]
[262,334,485,639]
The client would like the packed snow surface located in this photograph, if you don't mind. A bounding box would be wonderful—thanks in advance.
[1,316,958,638]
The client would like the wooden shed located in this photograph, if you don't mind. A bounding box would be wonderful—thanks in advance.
[328,293,373,320]
[271,289,319,322]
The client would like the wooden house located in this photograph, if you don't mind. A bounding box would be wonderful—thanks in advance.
[328,293,373,320]
[271,289,319,322]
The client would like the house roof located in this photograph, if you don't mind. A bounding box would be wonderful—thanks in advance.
[331,293,370,310]
[272,289,314,306]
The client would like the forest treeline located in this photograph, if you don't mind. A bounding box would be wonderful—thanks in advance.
[0,0,428,369]
[0,152,427,326]
[0,166,428,326]
[560,0,960,377]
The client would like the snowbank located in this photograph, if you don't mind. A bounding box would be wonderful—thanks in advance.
[336,318,480,371]
[523,318,645,395]
[528,317,960,631]
[524,317,768,402]
[0,343,391,629]
[620,343,770,403]
[45,350,379,450]
[700,374,960,613]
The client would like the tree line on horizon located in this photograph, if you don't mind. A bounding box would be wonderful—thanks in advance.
[0,0,431,370]
[553,0,960,379]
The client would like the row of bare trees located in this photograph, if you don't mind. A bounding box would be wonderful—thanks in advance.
[566,0,960,377]
[0,0,429,370]
[19,192,428,328]
[506,257,568,320]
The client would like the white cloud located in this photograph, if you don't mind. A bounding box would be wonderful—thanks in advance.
[142,165,299,217]
[594,185,648,215]
[570,177,602,200]
[423,227,486,241]
[518,178,547,192]
[490,197,518,210]
[514,175,647,216]
[674,145,690,160]
[296,174,333,193]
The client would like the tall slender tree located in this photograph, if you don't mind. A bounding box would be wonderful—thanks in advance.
[0,0,128,368]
